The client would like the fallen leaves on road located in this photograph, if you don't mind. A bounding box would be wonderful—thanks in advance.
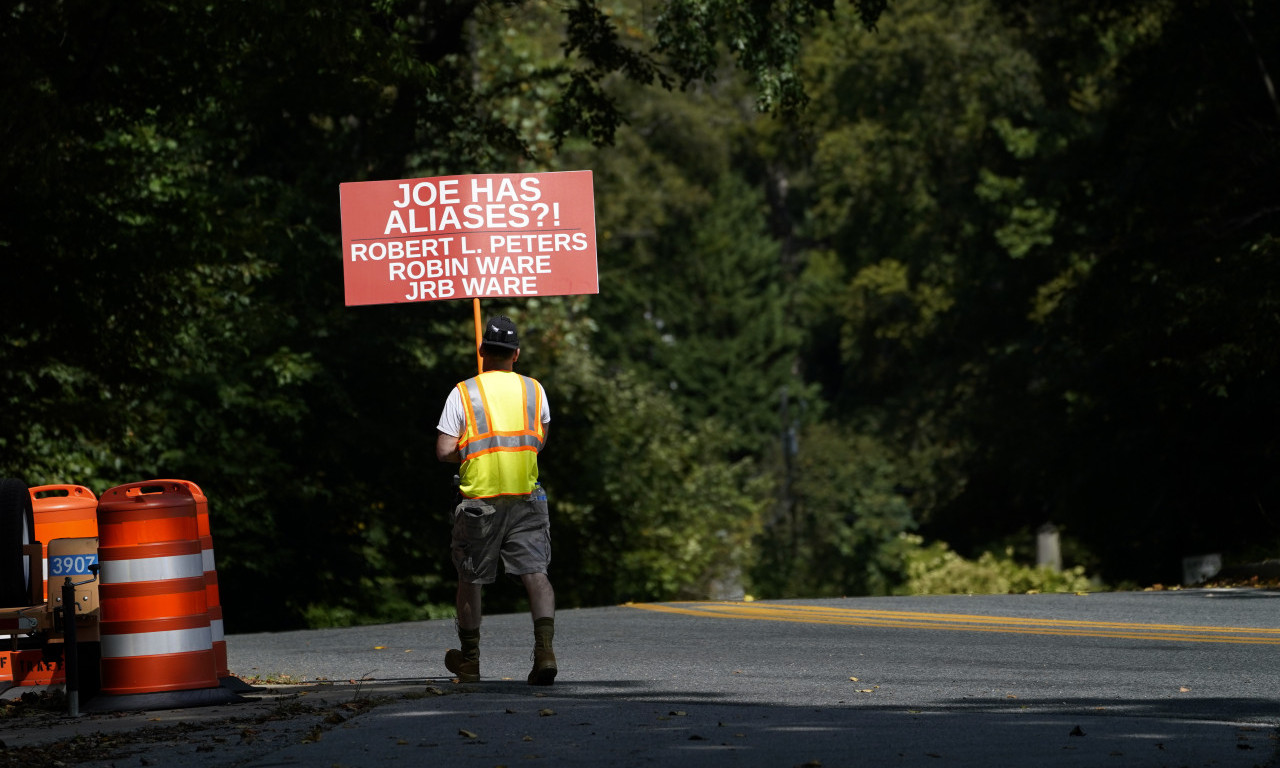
[0,685,418,767]
[240,672,305,685]
[459,729,479,739]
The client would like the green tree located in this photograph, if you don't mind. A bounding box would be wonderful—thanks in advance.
[787,0,1280,585]
[765,0,1050,585]
[967,0,1280,580]
[3,0,890,627]
[753,421,916,597]
[520,305,772,604]
[594,173,804,454]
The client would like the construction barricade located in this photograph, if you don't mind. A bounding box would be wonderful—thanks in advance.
[148,479,229,681]
[96,481,219,696]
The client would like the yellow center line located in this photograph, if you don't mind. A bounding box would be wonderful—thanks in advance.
[628,602,1280,645]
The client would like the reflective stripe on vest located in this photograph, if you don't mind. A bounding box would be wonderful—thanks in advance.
[457,371,544,498]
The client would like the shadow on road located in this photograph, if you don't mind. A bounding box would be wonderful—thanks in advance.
[4,677,1277,768]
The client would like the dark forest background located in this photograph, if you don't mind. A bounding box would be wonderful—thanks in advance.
[4,0,1278,630]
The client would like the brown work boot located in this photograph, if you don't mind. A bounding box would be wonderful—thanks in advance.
[528,648,557,685]
[446,626,480,682]
[528,617,557,686]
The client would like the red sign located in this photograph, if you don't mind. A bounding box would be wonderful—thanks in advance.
[339,171,598,306]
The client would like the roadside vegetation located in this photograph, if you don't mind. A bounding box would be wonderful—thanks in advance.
[3,0,1277,629]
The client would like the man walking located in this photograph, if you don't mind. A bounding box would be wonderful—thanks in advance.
[435,315,557,685]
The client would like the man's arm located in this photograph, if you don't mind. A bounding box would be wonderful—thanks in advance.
[436,430,461,463]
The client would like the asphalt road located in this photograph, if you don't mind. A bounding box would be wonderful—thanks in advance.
[5,589,1280,767]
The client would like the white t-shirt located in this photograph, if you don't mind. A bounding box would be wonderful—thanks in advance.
[437,378,551,438]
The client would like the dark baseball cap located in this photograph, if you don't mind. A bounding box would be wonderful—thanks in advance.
[481,315,520,350]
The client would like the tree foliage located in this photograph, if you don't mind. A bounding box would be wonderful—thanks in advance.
[778,0,1280,585]
[4,0,846,626]
[3,0,1278,629]
[893,535,1094,596]
[926,0,1280,580]
[543,334,771,602]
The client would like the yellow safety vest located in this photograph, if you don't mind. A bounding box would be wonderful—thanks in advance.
[456,370,545,499]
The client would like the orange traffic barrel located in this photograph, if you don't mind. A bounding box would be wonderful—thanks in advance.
[148,479,228,679]
[96,481,218,695]
[30,484,99,600]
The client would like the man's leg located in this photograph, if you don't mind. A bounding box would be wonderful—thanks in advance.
[520,572,554,620]
[521,572,557,685]
[456,580,483,629]
[446,580,483,682]
[448,494,496,682]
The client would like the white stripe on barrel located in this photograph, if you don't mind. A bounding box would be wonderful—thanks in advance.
[102,625,214,658]
[100,551,204,584]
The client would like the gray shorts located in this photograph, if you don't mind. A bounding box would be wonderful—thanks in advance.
[450,492,551,585]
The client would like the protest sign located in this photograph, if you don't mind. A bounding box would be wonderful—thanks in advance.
[339,171,598,306]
